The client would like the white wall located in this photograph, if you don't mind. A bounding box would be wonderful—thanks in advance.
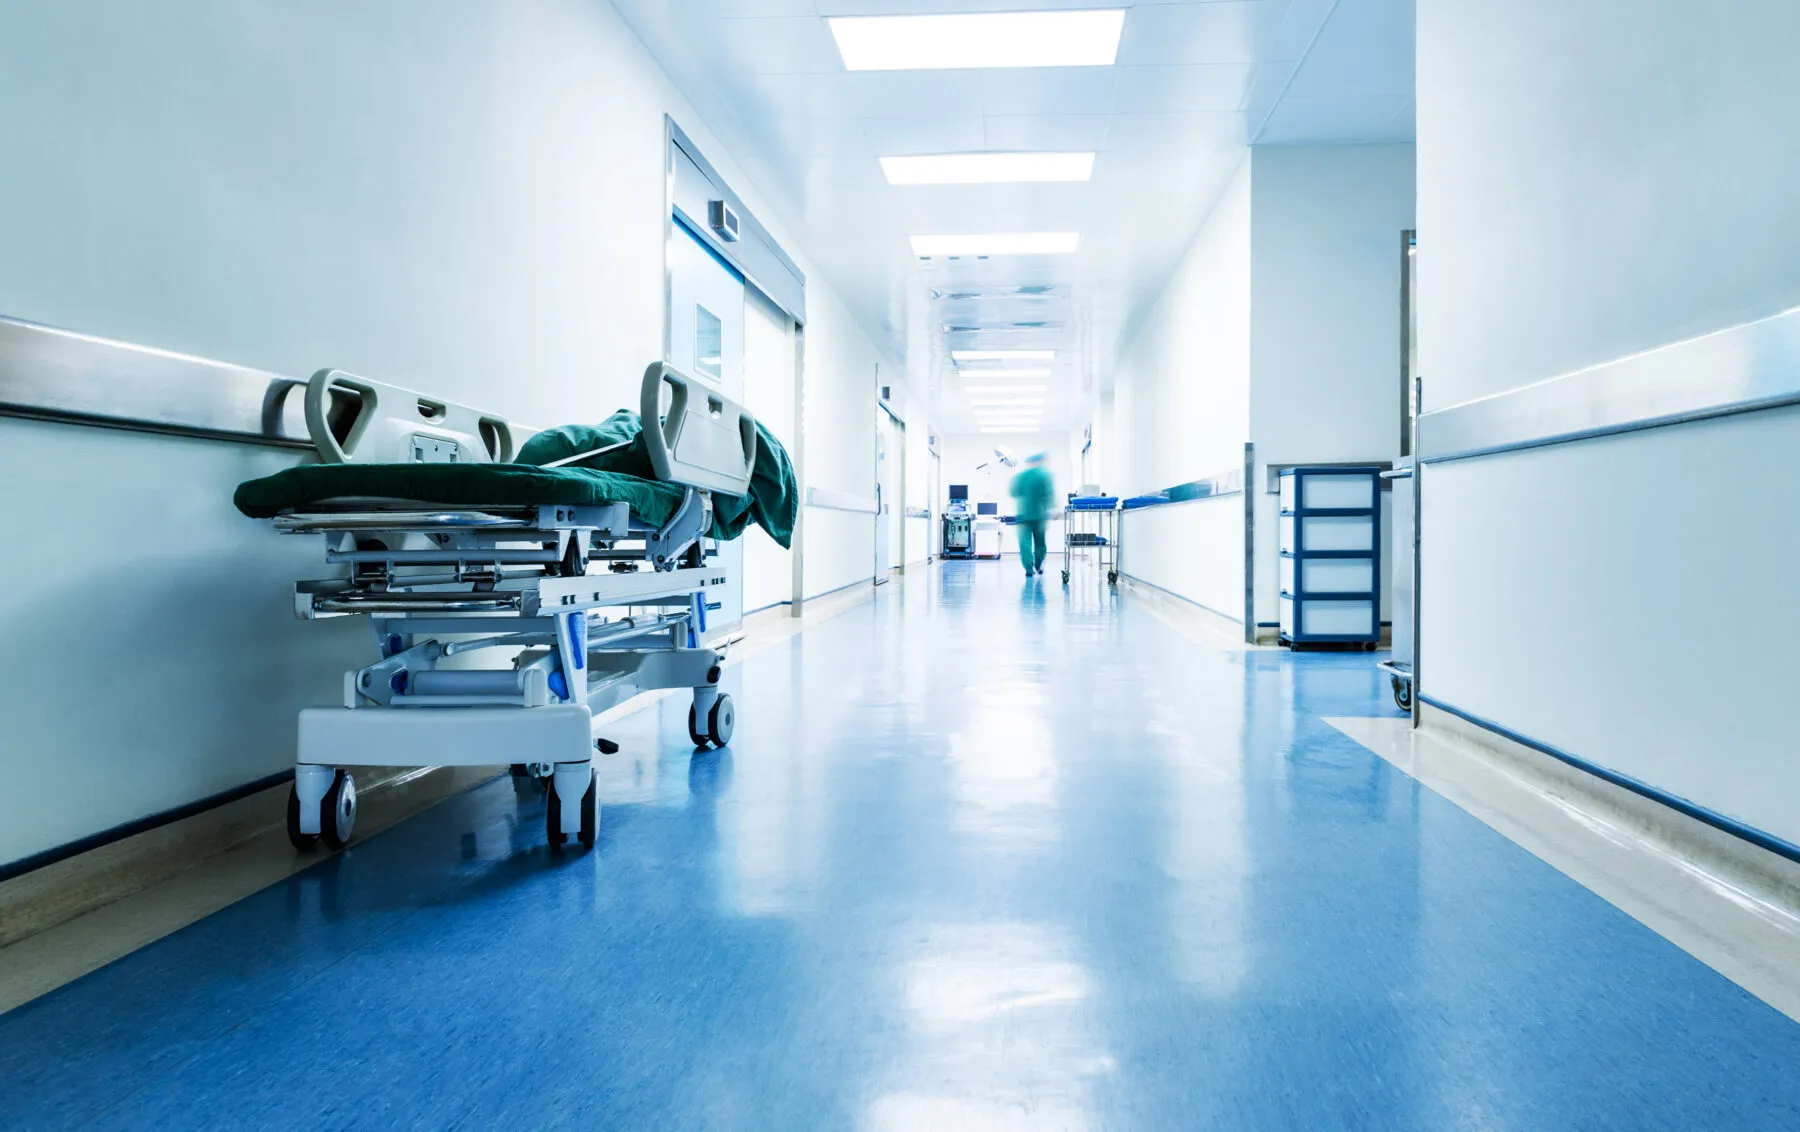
[903,411,932,565]
[1249,143,1415,627]
[1112,159,1252,500]
[1417,0,1800,844]
[742,288,795,615]
[0,0,891,866]
[1121,498,1245,623]
[1419,1,1800,408]
[801,282,883,600]
[1107,160,1251,609]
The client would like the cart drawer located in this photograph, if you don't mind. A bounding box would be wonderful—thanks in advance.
[1279,557,1373,595]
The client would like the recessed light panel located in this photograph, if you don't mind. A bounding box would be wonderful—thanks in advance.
[912,233,1079,257]
[952,350,1056,362]
[829,10,1125,72]
[958,368,1052,379]
[963,385,1047,394]
[880,153,1095,185]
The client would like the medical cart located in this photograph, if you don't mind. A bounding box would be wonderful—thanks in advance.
[1278,466,1381,649]
[1062,494,1120,586]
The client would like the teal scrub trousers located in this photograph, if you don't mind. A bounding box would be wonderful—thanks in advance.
[1017,520,1048,575]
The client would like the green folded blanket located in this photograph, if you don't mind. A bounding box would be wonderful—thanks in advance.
[233,410,798,548]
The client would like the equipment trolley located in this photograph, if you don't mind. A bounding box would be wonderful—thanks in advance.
[1062,495,1120,586]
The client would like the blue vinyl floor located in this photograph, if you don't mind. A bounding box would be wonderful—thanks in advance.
[5,561,1800,1130]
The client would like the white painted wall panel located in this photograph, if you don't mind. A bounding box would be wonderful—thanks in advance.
[1417,0,1800,843]
[1248,143,1413,625]
[1122,498,1245,623]
[743,289,795,615]
[1418,0,1800,409]
[1421,408,1800,844]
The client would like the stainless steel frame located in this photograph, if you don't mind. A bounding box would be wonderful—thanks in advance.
[1243,441,1256,643]
[0,314,311,448]
[1416,302,1800,464]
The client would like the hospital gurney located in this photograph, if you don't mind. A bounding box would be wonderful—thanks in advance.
[237,361,785,852]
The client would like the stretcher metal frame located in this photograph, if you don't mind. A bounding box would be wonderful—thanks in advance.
[268,361,754,852]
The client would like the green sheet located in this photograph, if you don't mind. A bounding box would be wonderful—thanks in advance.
[234,411,799,548]
[519,410,797,548]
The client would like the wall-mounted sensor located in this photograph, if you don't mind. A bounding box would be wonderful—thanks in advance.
[708,199,741,242]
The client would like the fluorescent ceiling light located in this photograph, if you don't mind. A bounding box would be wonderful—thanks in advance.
[981,427,1040,434]
[829,10,1125,71]
[963,385,1047,394]
[881,153,1094,185]
[912,233,1079,257]
[958,367,1052,378]
[970,398,1046,407]
[952,350,1056,363]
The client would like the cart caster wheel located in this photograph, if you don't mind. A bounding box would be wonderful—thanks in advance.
[688,705,709,749]
[707,694,735,748]
[1108,571,1117,586]
[546,768,599,851]
[1392,676,1413,712]
[320,771,356,850]
[285,787,319,853]
[1061,571,1070,585]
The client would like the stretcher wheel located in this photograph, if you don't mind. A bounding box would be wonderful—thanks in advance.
[707,694,735,748]
[320,771,356,850]
[688,705,708,749]
[285,787,318,853]
[1392,675,1413,712]
[545,768,599,851]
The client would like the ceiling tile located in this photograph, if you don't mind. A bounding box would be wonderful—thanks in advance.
[1111,64,1258,114]
[977,67,1119,117]
[982,114,1112,152]
[846,70,986,120]
[1115,2,1283,67]
[860,116,988,157]
[712,16,845,75]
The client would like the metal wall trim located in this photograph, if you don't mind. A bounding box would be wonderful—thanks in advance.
[1119,465,1244,510]
[667,117,806,326]
[1416,303,1800,463]
[0,315,313,448]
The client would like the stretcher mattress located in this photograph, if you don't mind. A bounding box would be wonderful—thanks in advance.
[235,409,799,546]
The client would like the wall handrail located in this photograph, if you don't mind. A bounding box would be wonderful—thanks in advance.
[1417,302,1800,464]
[1119,465,1244,509]
[805,485,879,514]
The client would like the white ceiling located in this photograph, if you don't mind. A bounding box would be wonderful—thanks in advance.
[613,0,1414,435]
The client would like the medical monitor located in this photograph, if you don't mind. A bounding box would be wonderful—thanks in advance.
[948,484,968,501]
[977,502,997,516]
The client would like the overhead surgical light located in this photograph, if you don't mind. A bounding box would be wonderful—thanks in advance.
[880,153,1095,185]
[912,233,1079,257]
[829,10,1125,71]
[952,350,1055,362]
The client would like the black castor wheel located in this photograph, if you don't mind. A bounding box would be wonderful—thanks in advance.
[707,693,734,748]
[546,768,598,851]
[688,705,708,748]
[286,787,318,853]
[1392,675,1414,712]
[287,770,356,852]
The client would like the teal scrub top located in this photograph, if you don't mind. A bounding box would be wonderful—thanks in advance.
[1009,464,1055,523]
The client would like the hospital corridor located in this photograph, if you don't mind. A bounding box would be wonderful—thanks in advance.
[2,3,1799,1130]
